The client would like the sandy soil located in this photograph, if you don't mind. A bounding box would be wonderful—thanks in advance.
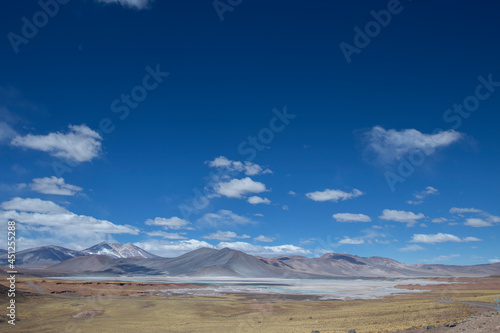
[0,276,498,332]
[395,305,500,333]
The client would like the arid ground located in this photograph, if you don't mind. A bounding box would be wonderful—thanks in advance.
[1,276,499,333]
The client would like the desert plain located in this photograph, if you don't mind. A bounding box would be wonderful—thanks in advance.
[1,275,499,333]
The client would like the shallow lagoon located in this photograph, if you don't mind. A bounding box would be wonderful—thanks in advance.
[49,276,450,299]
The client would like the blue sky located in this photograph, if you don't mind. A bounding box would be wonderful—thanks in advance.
[0,0,499,264]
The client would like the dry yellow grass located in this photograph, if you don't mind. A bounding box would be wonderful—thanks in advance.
[1,289,477,333]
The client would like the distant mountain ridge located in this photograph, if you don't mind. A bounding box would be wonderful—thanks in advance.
[2,244,500,278]
[83,242,158,259]
[0,242,157,268]
[0,245,87,268]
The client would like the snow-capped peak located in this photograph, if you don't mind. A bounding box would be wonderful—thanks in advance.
[83,242,157,258]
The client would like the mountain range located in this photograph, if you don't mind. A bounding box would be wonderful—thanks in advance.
[1,242,499,278]
[0,242,156,268]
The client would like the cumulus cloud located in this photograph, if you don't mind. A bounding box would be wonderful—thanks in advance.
[363,126,463,165]
[449,207,500,227]
[431,217,448,223]
[96,0,154,10]
[254,235,275,242]
[145,231,187,239]
[0,197,138,249]
[464,218,492,227]
[336,228,387,248]
[215,177,267,199]
[197,210,255,228]
[216,241,311,256]
[332,213,371,223]
[379,209,425,226]
[29,176,83,196]
[450,207,483,214]
[1,197,68,214]
[306,188,364,202]
[338,237,364,245]
[202,230,250,241]
[206,156,272,176]
[145,217,193,230]
[408,186,438,205]
[288,191,297,196]
[247,196,271,205]
[399,244,425,252]
[410,233,481,244]
[11,124,102,162]
[134,239,214,257]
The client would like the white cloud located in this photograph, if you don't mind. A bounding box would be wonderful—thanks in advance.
[30,176,83,196]
[489,259,500,263]
[1,197,68,214]
[449,207,500,227]
[247,196,271,205]
[419,254,460,263]
[306,188,364,202]
[282,205,289,211]
[0,197,138,249]
[415,186,438,199]
[145,231,187,239]
[254,235,275,242]
[134,239,214,257]
[338,237,364,245]
[407,186,439,205]
[379,209,425,226]
[300,238,316,245]
[450,207,483,214]
[202,230,250,241]
[216,241,311,256]
[399,244,425,252]
[254,213,264,217]
[0,210,138,235]
[410,233,481,244]
[0,122,17,143]
[11,124,102,162]
[363,126,463,164]
[197,210,255,228]
[206,156,272,176]
[288,191,297,196]
[462,236,482,242]
[215,177,267,199]
[464,218,492,227]
[96,0,154,10]
[332,213,371,223]
[488,215,500,223]
[336,228,386,247]
[145,217,193,230]
[431,217,448,223]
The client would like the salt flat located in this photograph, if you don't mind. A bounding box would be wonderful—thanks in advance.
[49,276,452,299]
